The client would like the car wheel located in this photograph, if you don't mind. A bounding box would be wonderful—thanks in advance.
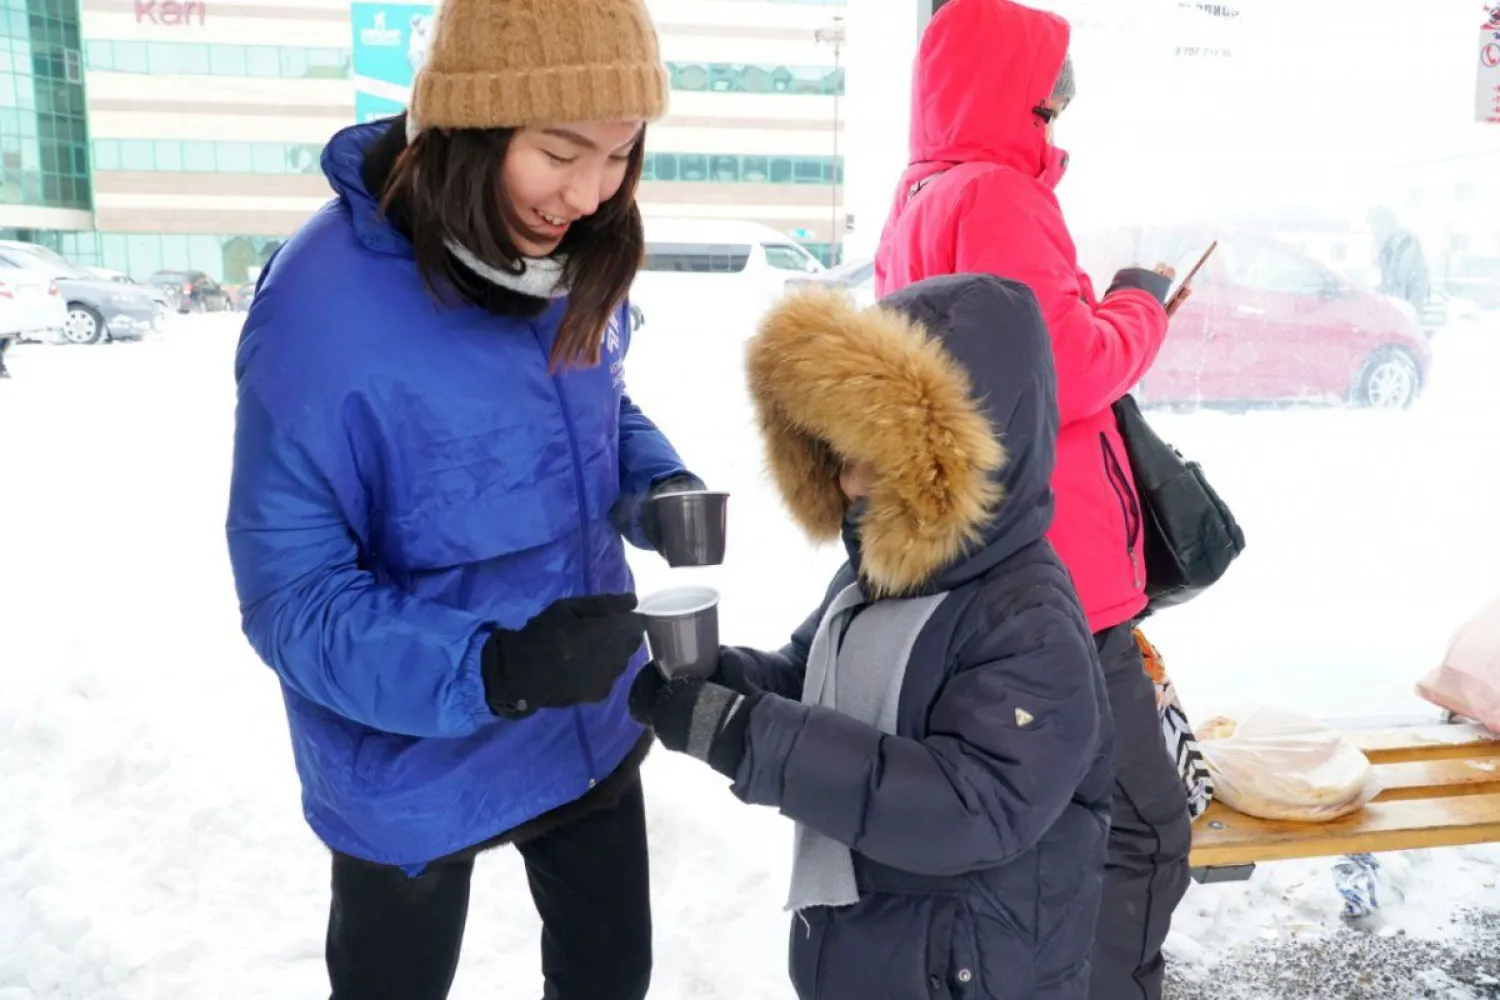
[1354,347,1420,409]
[63,304,105,345]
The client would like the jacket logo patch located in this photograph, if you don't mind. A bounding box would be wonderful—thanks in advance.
[1014,707,1035,728]
[605,313,626,390]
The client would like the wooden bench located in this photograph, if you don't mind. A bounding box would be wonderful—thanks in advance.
[1189,721,1500,883]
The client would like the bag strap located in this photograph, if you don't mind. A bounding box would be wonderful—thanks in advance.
[907,172,944,200]
[905,160,1004,203]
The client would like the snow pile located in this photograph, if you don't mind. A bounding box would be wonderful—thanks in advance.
[2,306,1500,998]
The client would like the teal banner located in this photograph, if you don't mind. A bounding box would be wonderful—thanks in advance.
[351,2,435,90]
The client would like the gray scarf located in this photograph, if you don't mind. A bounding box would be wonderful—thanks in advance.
[786,583,947,913]
[445,240,569,299]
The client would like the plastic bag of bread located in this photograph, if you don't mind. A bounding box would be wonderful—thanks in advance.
[1415,596,1500,733]
[1193,707,1381,822]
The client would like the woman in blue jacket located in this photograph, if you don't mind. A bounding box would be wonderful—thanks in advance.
[224,2,694,997]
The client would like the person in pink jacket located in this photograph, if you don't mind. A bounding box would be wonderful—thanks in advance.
[874,2,1191,998]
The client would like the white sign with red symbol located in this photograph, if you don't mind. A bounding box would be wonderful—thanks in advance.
[1481,8,1500,123]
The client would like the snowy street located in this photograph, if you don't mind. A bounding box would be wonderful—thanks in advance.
[3,307,1500,999]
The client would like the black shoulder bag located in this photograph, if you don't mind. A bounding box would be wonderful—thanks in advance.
[1112,394,1245,613]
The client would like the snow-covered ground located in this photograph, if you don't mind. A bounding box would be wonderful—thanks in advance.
[2,307,1499,999]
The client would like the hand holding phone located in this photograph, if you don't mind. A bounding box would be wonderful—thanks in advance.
[1162,241,1218,317]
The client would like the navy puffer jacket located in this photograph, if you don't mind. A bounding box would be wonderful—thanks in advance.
[726,274,1114,1000]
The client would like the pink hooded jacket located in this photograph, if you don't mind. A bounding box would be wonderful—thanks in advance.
[875,0,1170,633]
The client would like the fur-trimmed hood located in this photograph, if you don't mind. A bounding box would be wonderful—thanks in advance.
[746,273,1058,596]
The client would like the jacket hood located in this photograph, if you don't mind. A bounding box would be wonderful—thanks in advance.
[909,0,1070,177]
[746,275,1057,596]
[321,119,412,259]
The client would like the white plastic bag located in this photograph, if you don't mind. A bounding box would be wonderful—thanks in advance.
[1415,595,1500,734]
[1193,707,1381,822]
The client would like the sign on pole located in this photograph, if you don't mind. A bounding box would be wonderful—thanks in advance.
[1480,8,1500,124]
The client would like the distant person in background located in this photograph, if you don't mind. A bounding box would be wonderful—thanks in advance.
[1369,207,1431,312]
[873,2,1192,999]
[0,335,11,379]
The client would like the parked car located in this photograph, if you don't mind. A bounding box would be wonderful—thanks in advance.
[83,266,175,312]
[1079,226,1433,410]
[224,282,256,312]
[636,217,823,288]
[0,241,164,345]
[0,256,69,345]
[147,270,233,313]
[783,256,876,307]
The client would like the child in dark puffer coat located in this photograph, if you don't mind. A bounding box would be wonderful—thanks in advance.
[631,274,1115,1000]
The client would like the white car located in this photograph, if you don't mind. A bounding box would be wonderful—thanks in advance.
[784,257,876,307]
[0,258,68,345]
[636,218,824,289]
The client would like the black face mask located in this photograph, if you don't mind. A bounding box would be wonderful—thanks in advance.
[840,498,868,575]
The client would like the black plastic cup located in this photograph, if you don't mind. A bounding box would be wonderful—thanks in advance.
[638,585,720,678]
[650,490,729,568]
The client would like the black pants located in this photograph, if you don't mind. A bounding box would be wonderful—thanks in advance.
[326,775,652,1000]
[1087,624,1192,1000]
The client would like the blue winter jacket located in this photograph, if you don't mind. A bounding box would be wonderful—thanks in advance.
[226,121,688,867]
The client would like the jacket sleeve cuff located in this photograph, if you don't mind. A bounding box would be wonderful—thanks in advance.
[1106,267,1172,305]
[456,628,501,732]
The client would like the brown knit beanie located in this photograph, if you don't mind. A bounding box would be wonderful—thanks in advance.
[407,0,669,137]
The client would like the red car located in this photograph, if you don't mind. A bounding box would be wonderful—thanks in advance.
[1079,227,1432,410]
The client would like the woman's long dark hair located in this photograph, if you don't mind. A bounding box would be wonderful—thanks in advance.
[375,113,646,370]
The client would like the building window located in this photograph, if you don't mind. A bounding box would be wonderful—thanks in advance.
[84,41,352,80]
[642,152,843,186]
[710,155,740,183]
[119,139,153,170]
[91,138,326,175]
[665,62,845,96]
[1,0,92,212]
[7,228,289,285]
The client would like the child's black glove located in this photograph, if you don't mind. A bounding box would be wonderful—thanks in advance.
[628,666,759,779]
[707,647,761,695]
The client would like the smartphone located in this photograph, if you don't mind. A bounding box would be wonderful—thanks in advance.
[1166,240,1218,312]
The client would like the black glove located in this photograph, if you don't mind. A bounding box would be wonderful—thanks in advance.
[708,647,762,696]
[1106,267,1173,306]
[482,594,646,719]
[639,474,707,551]
[628,666,760,779]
